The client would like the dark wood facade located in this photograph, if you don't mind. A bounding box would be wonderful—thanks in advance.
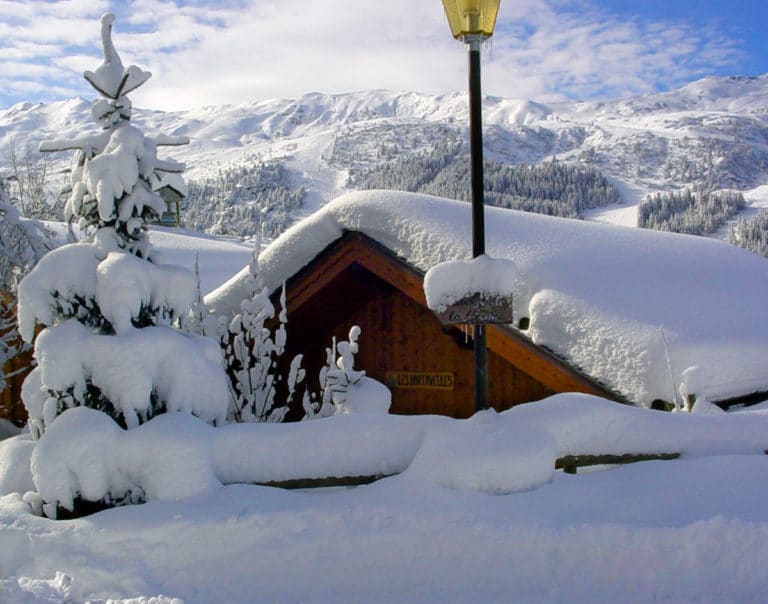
[0,292,30,426]
[280,231,618,418]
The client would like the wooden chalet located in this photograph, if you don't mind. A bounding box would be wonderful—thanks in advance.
[205,190,768,415]
[277,230,618,418]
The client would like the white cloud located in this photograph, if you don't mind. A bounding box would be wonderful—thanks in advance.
[0,0,748,110]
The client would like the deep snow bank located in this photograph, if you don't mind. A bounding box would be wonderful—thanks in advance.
[10,393,768,514]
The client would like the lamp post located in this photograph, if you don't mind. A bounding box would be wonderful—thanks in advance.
[442,0,500,412]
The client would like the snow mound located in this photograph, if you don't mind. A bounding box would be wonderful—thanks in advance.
[423,255,517,312]
[0,436,34,495]
[404,409,557,494]
[342,376,392,414]
[27,320,229,431]
[12,393,768,515]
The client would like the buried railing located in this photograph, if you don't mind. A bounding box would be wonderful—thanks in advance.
[554,453,681,474]
[255,452,694,489]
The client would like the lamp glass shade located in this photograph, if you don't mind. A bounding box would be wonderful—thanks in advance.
[441,0,500,39]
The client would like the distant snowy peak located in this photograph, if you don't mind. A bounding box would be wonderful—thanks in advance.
[676,75,768,113]
[3,74,766,141]
[2,73,768,216]
[574,74,768,118]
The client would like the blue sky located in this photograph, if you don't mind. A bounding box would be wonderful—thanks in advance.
[0,0,766,111]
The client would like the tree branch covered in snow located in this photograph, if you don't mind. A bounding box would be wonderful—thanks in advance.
[218,243,310,423]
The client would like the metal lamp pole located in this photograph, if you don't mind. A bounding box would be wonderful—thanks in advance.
[442,1,499,412]
[467,36,488,412]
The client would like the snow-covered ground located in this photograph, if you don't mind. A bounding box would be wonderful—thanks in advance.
[2,394,768,603]
[4,196,768,603]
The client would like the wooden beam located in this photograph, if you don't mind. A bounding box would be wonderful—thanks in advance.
[239,452,687,489]
[555,453,680,474]
[487,324,618,399]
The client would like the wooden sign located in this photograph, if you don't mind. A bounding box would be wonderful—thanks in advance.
[385,372,455,391]
[435,292,513,325]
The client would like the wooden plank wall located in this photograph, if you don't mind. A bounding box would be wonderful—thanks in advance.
[0,294,31,426]
[283,264,555,418]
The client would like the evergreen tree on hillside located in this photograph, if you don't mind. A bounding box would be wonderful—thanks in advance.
[183,159,305,238]
[637,188,745,235]
[358,151,621,218]
[729,210,768,258]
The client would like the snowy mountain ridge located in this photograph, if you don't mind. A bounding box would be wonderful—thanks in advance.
[2,73,768,229]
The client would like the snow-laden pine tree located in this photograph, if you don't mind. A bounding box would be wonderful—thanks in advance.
[17,13,229,438]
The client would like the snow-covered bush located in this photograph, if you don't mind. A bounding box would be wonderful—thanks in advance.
[218,248,376,422]
[0,178,55,292]
[0,178,52,417]
[220,243,306,422]
[318,326,391,416]
[17,13,229,447]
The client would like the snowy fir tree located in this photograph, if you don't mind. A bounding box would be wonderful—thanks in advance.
[16,13,229,447]
[638,188,745,235]
[359,150,622,219]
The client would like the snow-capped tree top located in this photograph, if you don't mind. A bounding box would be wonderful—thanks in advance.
[37,12,187,254]
[84,13,151,101]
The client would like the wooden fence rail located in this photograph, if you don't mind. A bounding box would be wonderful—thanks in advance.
[254,452,692,490]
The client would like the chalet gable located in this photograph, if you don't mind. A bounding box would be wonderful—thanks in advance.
[277,230,618,416]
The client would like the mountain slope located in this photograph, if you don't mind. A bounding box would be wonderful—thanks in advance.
[1,74,767,236]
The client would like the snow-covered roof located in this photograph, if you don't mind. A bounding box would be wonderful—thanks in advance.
[206,190,768,405]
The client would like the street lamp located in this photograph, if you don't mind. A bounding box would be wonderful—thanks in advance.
[442,0,500,412]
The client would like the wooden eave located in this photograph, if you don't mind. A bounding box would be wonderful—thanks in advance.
[281,230,622,402]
